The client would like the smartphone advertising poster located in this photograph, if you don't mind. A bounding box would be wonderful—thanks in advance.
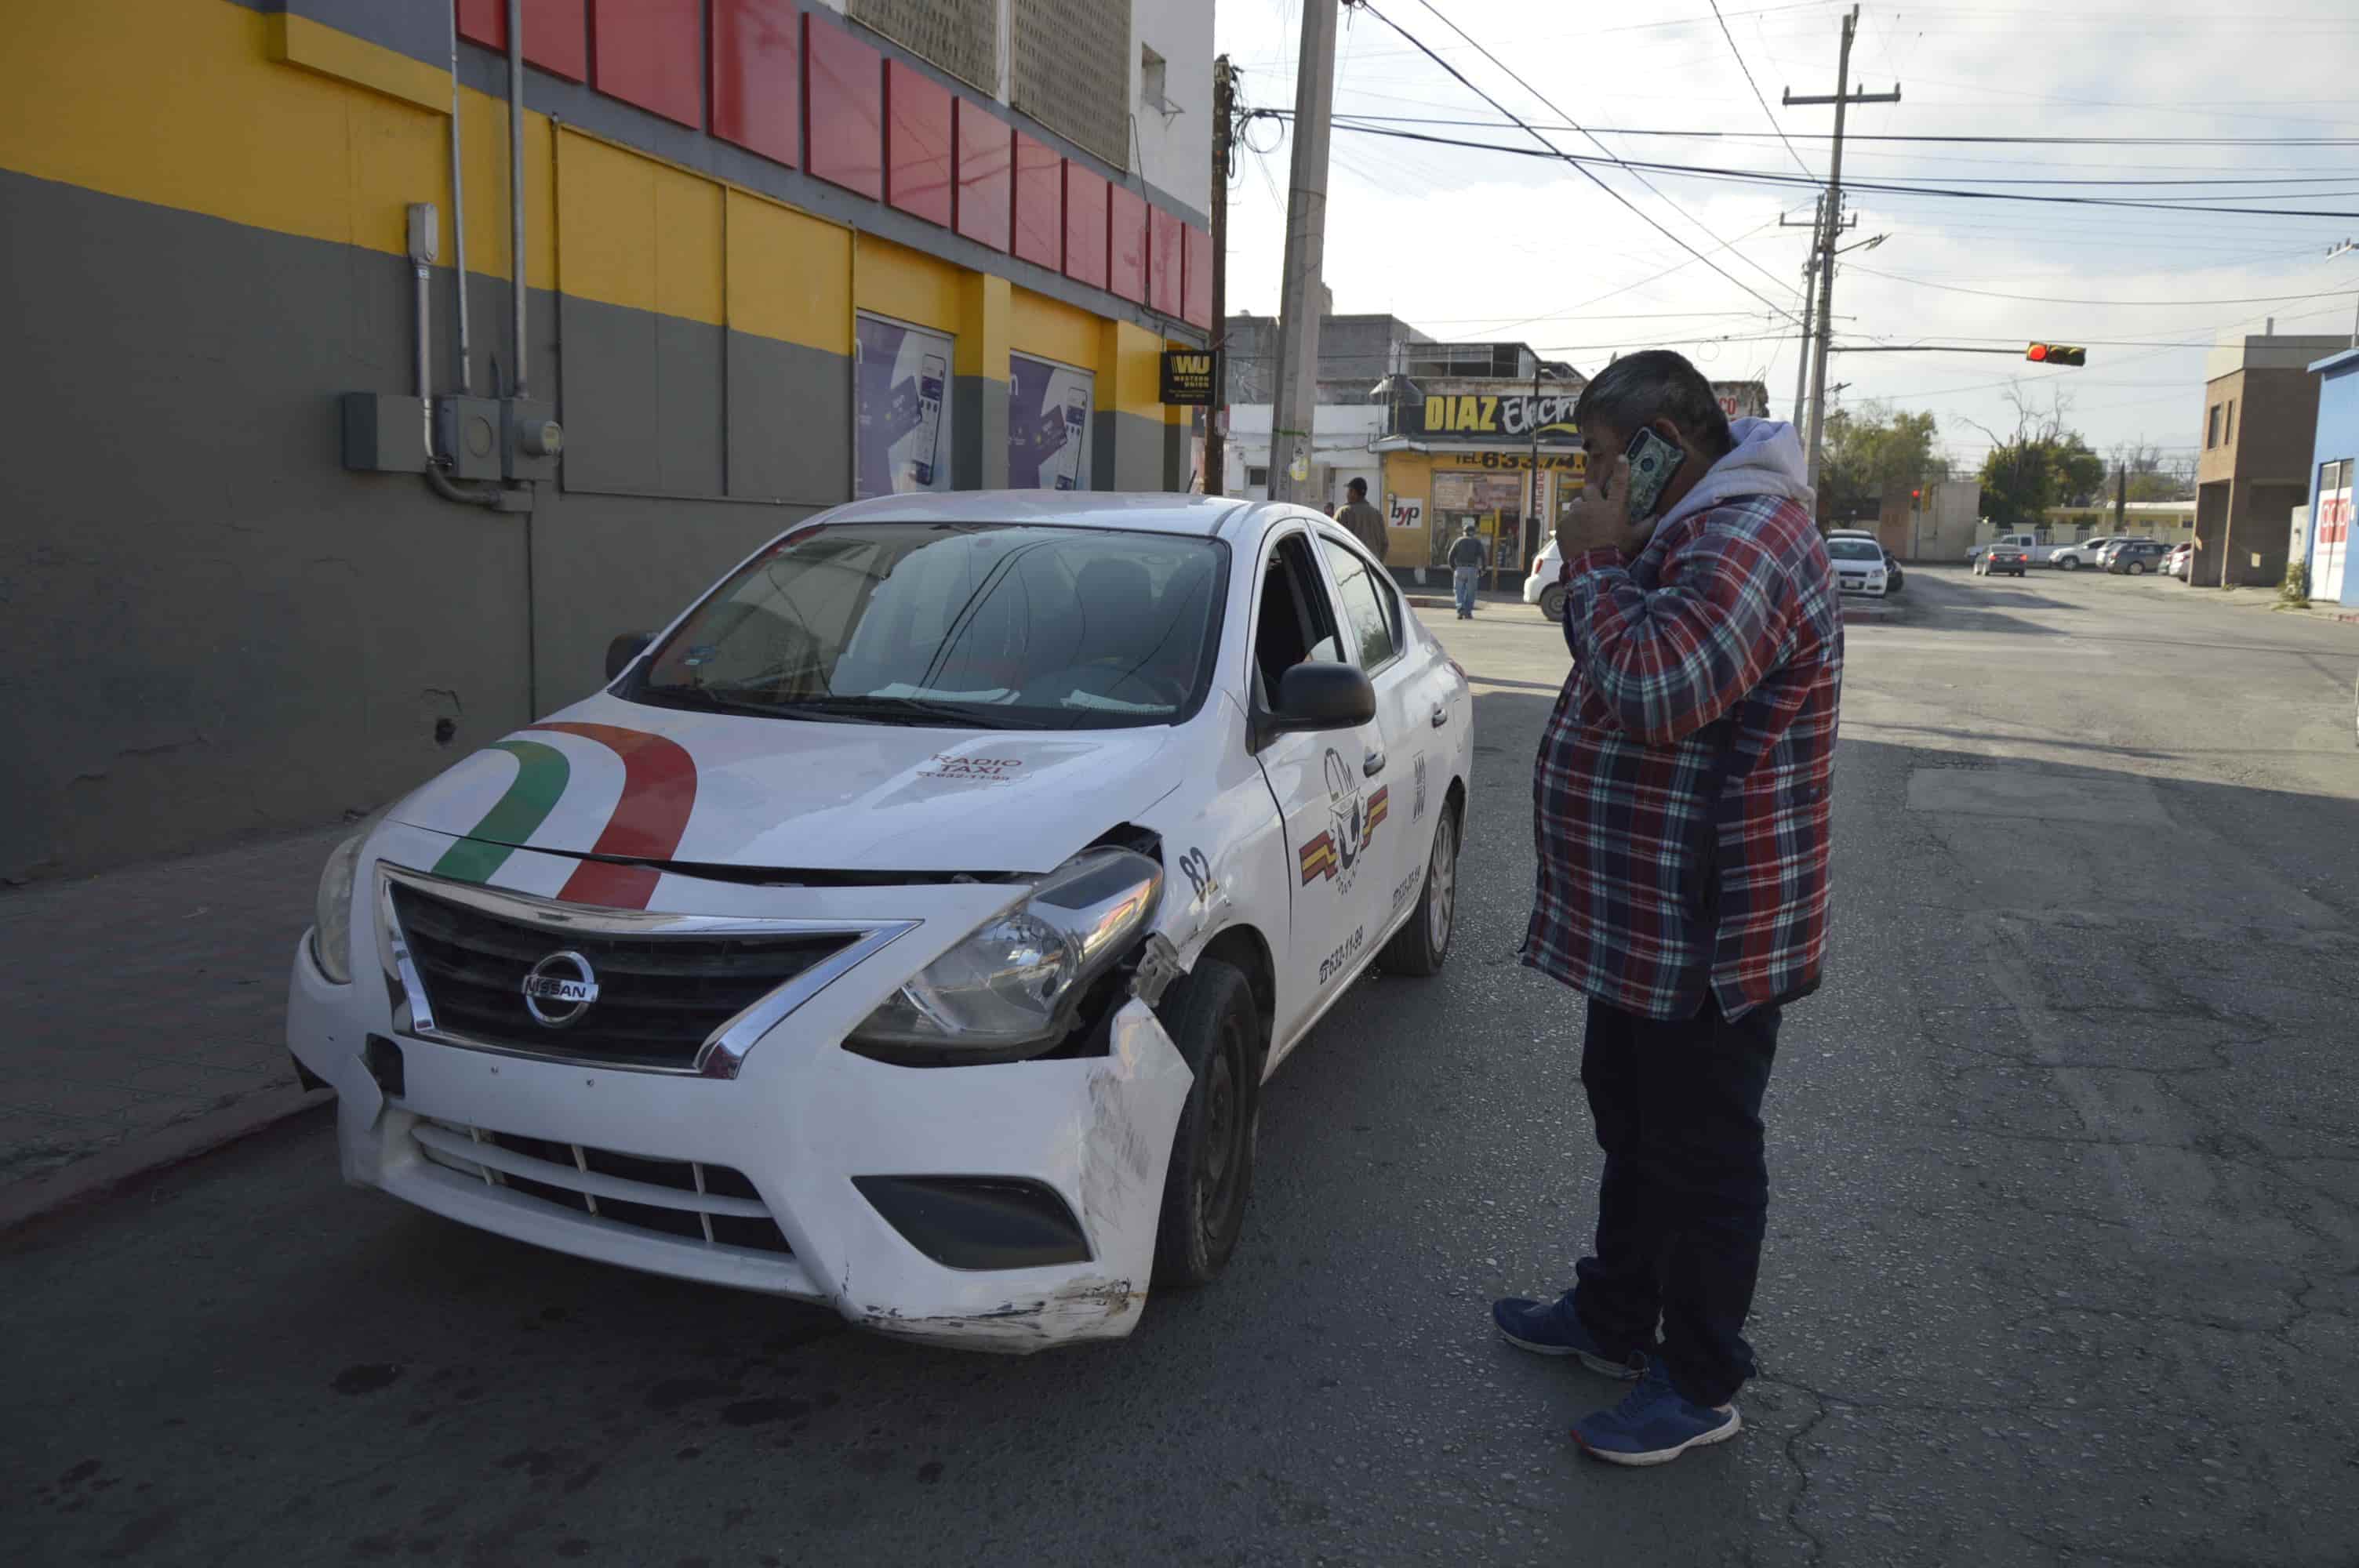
[1009,354,1094,491]
[855,314,956,498]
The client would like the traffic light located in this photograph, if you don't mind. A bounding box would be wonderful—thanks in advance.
[2026,343,2087,366]
[1910,487,1923,511]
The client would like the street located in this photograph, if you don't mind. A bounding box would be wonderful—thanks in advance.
[6,566,2358,1567]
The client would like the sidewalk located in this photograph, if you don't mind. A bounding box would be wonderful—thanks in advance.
[0,822,351,1223]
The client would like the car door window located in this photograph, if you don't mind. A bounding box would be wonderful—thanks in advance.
[1320,538,1400,673]
[1252,532,1347,700]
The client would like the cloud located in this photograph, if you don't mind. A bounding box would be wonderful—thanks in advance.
[1218,0,2359,463]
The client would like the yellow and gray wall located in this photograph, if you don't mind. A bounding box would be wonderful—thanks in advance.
[1,0,1207,879]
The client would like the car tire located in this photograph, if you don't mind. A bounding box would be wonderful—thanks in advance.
[1150,956,1261,1290]
[2128,561,2147,575]
[2057,557,2080,572]
[1539,584,1568,622]
[1379,800,1459,978]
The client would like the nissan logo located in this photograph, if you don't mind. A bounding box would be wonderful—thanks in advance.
[522,950,599,1028]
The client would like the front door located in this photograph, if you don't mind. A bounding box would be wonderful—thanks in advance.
[1317,534,1426,940]
[1249,528,1389,1051]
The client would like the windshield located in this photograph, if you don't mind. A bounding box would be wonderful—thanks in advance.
[1827,539,1885,561]
[625,523,1227,730]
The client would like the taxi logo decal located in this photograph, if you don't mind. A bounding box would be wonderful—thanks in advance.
[1299,748,1389,887]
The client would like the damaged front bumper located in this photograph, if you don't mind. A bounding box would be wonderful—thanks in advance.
[286,833,1195,1352]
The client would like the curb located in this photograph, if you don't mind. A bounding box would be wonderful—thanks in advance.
[0,1084,333,1236]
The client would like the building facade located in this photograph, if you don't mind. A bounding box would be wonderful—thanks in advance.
[2192,333,2346,589]
[2300,347,2359,610]
[2,0,1215,880]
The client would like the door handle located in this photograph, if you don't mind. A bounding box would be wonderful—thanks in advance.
[1363,748,1387,777]
[1430,704,1448,728]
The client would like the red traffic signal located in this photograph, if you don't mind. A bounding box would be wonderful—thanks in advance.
[2026,343,2086,366]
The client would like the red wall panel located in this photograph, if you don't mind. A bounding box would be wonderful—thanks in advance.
[711,0,799,167]
[1148,205,1182,318]
[457,0,587,82]
[1012,132,1062,270]
[1107,184,1147,305]
[591,0,702,128]
[953,101,1012,253]
[1062,163,1109,291]
[885,62,954,227]
[1182,222,1212,330]
[804,13,882,201]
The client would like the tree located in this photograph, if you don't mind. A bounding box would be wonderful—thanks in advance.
[1819,402,1947,523]
[1968,385,2107,531]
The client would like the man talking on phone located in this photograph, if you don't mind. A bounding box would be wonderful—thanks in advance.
[1492,350,1841,1466]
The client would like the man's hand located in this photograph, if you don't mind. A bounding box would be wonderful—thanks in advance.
[1555,455,1652,562]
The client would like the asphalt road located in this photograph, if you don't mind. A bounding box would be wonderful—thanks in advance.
[7,565,2357,1567]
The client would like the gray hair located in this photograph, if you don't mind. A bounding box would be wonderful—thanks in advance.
[1572,350,1733,456]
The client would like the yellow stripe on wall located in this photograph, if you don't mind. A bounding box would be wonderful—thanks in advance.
[855,237,964,336]
[1012,289,1100,372]
[726,191,852,357]
[556,129,724,326]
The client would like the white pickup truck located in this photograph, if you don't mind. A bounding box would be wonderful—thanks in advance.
[1966,532,2056,566]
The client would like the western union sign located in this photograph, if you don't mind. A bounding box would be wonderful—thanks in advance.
[1160,350,1216,406]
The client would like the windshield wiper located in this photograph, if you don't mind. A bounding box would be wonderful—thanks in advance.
[768,695,1048,729]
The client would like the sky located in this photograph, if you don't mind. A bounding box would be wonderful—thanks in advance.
[1214,0,2359,476]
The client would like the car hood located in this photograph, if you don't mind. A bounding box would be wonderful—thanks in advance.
[389,692,1186,875]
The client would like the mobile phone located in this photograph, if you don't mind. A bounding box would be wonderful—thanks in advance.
[1620,427,1686,522]
[912,354,947,488]
[1054,390,1090,489]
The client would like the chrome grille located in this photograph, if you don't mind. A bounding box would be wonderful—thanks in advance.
[380,873,885,1076]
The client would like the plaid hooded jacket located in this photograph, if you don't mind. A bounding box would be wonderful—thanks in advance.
[1522,418,1843,1022]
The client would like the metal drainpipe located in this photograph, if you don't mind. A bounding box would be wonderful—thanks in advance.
[507,0,527,400]
[449,0,472,395]
[415,260,432,454]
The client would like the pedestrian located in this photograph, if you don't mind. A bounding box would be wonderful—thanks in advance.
[1448,519,1488,619]
[1493,350,1841,1466]
[1332,477,1390,562]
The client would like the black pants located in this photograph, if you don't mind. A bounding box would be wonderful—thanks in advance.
[1569,994,1781,1409]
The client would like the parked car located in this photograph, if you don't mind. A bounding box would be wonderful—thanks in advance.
[286,492,1476,1352]
[1525,537,1565,620]
[2106,539,2171,575]
[2048,535,2120,571]
[1827,536,1892,597]
[1974,545,2030,578]
[2091,536,2161,569]
[2163,542,2194,579]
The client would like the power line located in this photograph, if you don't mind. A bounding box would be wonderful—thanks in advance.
[1274,117,2359,217]
[1261,112,2359,148]
[1707,0,1815,180]
[1347,0,1804,325]
[1839,266,2358,307]
[1401,0,1809,309]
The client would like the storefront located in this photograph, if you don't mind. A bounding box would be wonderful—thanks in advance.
[1372,387,1587,586]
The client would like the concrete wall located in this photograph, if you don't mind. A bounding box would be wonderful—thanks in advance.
[0,0,1198,881]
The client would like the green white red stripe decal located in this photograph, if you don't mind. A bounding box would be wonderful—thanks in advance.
[434,724,699,909]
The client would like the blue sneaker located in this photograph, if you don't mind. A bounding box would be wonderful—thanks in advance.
[1570,1359,1742,1467]
[1490,1298,1645,1378]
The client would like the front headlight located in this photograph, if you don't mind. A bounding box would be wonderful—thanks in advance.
[309,810,388,985]
[848,848,1164,1065]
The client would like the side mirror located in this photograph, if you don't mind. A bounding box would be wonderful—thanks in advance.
[1263,662,1376,739]
[605,631,653,682]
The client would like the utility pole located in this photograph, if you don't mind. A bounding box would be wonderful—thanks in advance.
[2114,462,2128,535]
[1268,0,1341,510]
[1203,55,1234,498]
[1785,6,1899,499]
[1783,198,1822,428]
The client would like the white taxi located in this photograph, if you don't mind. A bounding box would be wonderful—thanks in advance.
[288,492,1474,1351]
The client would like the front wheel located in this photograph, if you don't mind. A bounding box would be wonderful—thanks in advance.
[2128,561,2148,575]
[1151,958,1261,1289]
[2056,557,2080,572]
[1380,802,1460,977]
[1539,584,1567,622]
